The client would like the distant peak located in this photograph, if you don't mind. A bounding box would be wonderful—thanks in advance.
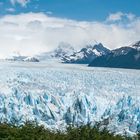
[130,40,140,49]
[86,43,103,49]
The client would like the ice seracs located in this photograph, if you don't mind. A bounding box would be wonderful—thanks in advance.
[0,62,139,135]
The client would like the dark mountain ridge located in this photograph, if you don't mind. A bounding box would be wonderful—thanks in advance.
[89,41,140,69]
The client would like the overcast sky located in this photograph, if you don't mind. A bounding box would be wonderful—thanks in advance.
[0,0,140,58]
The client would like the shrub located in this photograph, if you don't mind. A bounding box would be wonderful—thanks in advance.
[0,122,133,140]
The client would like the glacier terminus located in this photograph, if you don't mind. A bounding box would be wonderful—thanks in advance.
[0,61,140,136]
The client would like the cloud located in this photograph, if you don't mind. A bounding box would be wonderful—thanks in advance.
[0,12,140,58]
[10,0,30,7]
[107,12,124,21]
[6,8,15,12]
[107,12,135,22]
[46,11,53,15]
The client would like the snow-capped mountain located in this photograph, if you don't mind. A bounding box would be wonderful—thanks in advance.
[2,42,75,62]
[23,57,39,62]
[4,55,39,62]
[53,42,75,58]
[4,52,27,62]
[36,42,75,61]
[130,41,140,50]
[0,62,140,136]
[62,43,110,64]
[89,41,140,69]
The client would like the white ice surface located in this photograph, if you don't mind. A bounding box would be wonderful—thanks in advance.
[0,61,140,135]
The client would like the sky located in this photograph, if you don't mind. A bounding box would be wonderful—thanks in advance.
[0,0,140,21]
[0,0,140,57]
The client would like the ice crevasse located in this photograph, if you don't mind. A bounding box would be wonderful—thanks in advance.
[0,63,140,136]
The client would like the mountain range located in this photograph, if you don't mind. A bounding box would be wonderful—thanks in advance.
[89,41,140,69]
[36,42,75,61]
[3,42,75,62]
[62,43,110,64]
[62,40,140,69]
[2,40,140,69]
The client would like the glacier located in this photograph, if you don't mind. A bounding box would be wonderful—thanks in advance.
[0,61,140,135]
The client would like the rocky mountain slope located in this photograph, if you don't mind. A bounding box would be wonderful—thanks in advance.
[89,41,140,69]
[62,43,110,64]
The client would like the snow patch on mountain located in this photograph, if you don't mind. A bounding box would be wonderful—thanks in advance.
[23,57,39,62]
[36,42,75,61]
[4,52,27,62]
[89,40,140,69]
[62,43,110,64]
[2,42,75,62]
[130,41,140,51]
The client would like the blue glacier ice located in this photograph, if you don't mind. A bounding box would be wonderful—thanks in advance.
[0,61,140,135]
